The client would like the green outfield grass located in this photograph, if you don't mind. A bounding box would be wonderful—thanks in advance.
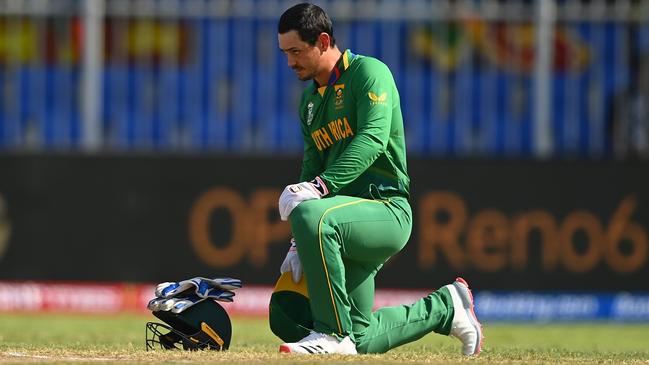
[0,313,648,364]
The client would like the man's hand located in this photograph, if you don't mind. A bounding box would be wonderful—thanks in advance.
[278,176,328,221]
[280,238,302,283]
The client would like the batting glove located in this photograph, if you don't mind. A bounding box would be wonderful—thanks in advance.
[278,176,328,221]
[280,238,302,283]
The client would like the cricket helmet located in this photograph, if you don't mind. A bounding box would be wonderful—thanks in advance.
[268,272,313,342]
[146,298,232,351]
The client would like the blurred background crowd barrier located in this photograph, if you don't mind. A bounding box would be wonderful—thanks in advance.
[0,0,648,158]
[1,0,649,319]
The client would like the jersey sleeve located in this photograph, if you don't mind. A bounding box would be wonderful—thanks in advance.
[298,93,323,182]
[299,121,322,182]
[319,59,394,194]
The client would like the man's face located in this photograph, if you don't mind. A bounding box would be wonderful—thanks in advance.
[278,30,322,81]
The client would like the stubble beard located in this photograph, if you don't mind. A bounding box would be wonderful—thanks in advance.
[294,67,317,82]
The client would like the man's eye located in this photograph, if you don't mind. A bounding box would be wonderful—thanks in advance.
[292,50,301,55]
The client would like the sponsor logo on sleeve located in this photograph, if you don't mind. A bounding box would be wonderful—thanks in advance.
[368,91,387,105]
[306,101,314,125]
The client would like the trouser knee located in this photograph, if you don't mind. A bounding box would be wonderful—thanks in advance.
[289,200,328,253]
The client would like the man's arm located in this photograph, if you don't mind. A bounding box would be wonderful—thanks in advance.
[299,120,322,182]
[277,94,326,221]
[318,60,394,194]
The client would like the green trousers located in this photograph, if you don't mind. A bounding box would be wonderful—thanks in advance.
[287,195,454,353]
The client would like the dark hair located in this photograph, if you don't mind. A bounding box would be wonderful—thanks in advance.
[278,3,336,46]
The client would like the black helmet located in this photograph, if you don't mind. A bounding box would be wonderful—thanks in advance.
[146,298,232,351]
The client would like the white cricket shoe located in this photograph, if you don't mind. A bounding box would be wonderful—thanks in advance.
[279,331,357,355]
[445,277,484,356]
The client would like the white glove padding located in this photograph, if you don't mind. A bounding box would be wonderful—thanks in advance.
[155,277,242,298]
[147,289,234,314]
[278,177,328,221]
[147,295,205,313]
[280,238,302,283]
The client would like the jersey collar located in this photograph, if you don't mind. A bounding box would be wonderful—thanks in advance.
[313,49,355,95]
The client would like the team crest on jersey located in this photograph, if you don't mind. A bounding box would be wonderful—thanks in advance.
[368,91,387,105]
[306,101,314,125]
[334,84,345,109]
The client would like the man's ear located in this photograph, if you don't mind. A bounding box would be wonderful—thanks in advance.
[317,32,330,52]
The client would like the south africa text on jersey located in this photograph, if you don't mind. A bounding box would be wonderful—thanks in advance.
[311,117,355,151]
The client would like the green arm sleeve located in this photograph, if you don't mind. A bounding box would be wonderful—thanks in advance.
[319,60,393,194]
[299,120,322,182]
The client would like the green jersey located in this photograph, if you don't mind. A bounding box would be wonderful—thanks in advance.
[298,49,410,199]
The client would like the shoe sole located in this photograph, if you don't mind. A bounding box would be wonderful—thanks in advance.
[278,344,356,355]
[278,344,324,354]
[452,277,484,356]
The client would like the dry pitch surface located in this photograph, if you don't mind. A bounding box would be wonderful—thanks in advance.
[1,313,648,364]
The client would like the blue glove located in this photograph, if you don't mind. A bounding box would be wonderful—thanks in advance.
[148,294,205,314]
[148,278,238,314]
[155,277,242,298]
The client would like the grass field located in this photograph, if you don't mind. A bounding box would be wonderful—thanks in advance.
[1,313,648,364]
